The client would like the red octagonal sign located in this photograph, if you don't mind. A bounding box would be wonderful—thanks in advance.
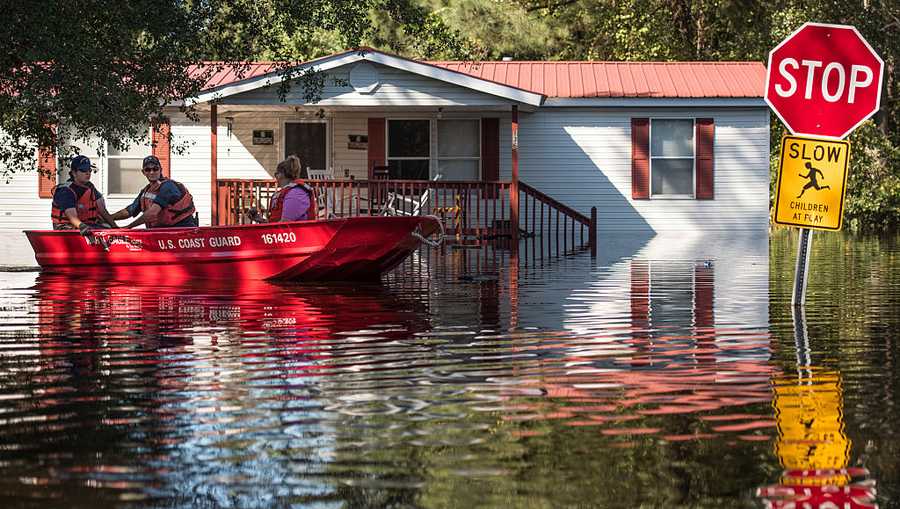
[766,22,884,139]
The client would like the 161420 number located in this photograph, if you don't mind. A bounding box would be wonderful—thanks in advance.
[261,232,297,244]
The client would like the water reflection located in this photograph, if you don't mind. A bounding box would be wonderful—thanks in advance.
[757,308,878,509]
[0,232,897,507]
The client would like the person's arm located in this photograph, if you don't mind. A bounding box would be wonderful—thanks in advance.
[109,208,131,221]
[63,208,94,236]
[125,216,146,229]
[63,208,83,229]
[53,187,90,233]
[110,195,143,224]
[95,198,119,228]
[128,203,161,228]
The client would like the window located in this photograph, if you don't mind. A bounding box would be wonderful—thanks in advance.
[55,132,150,196]
[107,141,149,195]
[437,120,480,180]
[650,119,694,197]
[388,120,430,180]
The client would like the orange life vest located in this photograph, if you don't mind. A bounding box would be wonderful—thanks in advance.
[140,178,196,228]
[51,182,101,228]
[267,180,317,222]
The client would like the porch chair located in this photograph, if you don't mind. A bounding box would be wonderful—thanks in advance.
[305,167,336,218]
[306,167,335,180]
[382,174,442,216]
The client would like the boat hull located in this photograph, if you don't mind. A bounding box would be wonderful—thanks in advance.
[25,216,439,282]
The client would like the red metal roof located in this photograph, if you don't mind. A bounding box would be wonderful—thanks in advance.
[429,61,765,99]
[190,63,280,89]
[191,52,766,99]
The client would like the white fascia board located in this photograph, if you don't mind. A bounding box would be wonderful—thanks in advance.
[543,97,767,107]
[186,53,365,106]
[362,52,544,107]
[185,50,545,107]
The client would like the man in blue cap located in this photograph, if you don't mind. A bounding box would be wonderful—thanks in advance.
[50,155,119,234]
[109,155,197,228]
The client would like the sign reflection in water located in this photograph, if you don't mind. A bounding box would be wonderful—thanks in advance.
[757,309,877,509]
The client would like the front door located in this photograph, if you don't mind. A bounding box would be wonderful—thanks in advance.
[284,122,326,173]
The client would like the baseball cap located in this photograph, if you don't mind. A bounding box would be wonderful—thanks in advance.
[70,155,95,172]
[142,155,161,169]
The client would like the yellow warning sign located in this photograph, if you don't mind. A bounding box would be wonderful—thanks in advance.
[774,136,850,231]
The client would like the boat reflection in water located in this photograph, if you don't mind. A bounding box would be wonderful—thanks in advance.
[34,272,432,370]
[757,311,878,509]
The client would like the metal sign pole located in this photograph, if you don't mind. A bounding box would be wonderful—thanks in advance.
[792,228,814,307]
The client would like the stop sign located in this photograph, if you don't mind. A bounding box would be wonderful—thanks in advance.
[766,22,884,139]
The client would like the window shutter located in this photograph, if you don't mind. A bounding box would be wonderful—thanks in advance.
[367,118,385,180]
[152,118,172,178]
[695,118,714,199]
[631,118,650,199]
[481,118,499,198]
[37,146,56,198]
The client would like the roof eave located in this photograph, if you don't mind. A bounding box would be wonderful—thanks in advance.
[186,49,545,108]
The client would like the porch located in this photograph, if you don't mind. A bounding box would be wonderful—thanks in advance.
[189,50,600,253]
[215,177,597,255]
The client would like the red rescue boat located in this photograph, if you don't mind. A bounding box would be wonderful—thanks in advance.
[25,215,442,281]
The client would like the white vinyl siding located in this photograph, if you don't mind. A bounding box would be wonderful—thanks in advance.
[514,108,770,233]
[167,113,215,226]
[224,63,518,108]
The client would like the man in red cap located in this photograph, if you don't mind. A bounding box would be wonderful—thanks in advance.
[50,155,119,234]
[109,155,198,228]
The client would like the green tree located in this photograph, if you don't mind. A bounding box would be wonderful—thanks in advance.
[0,0,468,178]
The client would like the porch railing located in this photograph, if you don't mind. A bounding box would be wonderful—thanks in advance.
[519,181,595,255]
[215,178,596,254]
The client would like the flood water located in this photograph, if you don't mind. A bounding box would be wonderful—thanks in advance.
[0,230,898,508]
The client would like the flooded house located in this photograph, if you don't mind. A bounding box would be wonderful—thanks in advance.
[1,48,769,259]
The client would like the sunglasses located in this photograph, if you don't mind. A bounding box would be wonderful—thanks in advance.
[74,167,95,174]
[142,166,161,173]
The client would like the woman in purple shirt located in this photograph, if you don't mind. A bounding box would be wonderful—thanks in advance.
[249,156,313,222]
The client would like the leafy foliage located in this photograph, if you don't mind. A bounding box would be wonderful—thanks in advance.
[0,0,466,178]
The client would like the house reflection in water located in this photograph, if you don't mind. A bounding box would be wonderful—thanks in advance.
[497,233,777,436]
[558,233,771,335]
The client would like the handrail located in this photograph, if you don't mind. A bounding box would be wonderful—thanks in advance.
[518,181,594,255]
[518,181,591,226]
